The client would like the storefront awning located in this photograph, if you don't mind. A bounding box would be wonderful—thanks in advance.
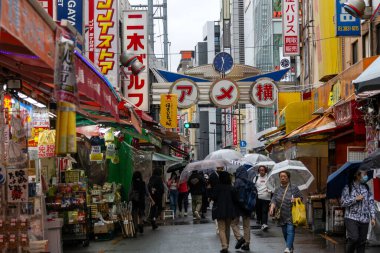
[152,153,183,162]
[353,56,380,95]
[258,125,286,141]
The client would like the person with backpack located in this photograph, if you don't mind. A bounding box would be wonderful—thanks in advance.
[129,171,147,234]
[187,170,205,220]
[148,168,165,230]
[254,165,271,231]
[231,166,257,251]
[341,169,376,253]
[269,171,302,253]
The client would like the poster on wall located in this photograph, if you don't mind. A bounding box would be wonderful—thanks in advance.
[122,10,150,111]
[7,168,29,203]
[86,0,119,87]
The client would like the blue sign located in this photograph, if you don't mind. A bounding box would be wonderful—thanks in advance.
[240,140,247,148]
[335,0,361,36]
[57,0,84,35]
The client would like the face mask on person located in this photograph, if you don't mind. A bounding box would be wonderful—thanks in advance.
[361,175,369,184]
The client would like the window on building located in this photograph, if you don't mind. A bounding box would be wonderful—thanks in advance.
[377,25,380,55]
[362,33,370,58]
[257,107,275,132]
[352,41,358,64]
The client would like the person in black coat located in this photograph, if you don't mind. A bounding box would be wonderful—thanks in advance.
[148,168,164,230]
[210,170,237,253]
[129,171,147,234]
[187,170,205,220]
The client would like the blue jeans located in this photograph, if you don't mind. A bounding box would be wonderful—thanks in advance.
[281,223,295,250]
[169,190,179,214]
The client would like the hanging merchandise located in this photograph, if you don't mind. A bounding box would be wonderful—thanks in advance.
[7,140,27,166]
[0,166,5,184]
[10,114,26,140]
[106,143,116,160]
[38,130,56,159]
[6,168,29,203]
[54,34,78,155]
[90,145,103,162]
[104,128,115,142]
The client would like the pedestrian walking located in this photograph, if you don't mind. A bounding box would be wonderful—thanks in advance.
[148,168,165,230]
[210,170,237,253]
[201,173,210,218]
[341,169,376,253]
[129,171,147,234]
[187,170,205,220]
[177,180,189,217]
[269,171,303,253]
[167,172,179,216]
[254,165,271,230]
[231,166,253,251]
[208,166,225,234]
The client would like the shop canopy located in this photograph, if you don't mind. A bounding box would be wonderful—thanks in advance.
[353,56,380,96]
[152,153,183,162]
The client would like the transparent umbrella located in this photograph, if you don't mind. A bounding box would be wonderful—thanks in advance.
[243,154,273,165]
[179,159,233,183]
[266,160,314,192]
[247,161,276,181]
[205,149,243,161]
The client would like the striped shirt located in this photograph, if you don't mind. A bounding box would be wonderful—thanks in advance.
[271,184,302,225]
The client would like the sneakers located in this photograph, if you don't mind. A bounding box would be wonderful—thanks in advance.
[235,238,245,249]
[284,248,291,253]
[241,243,250,251]
[194,211,201,219]
[261,224,269,231]
[184,212,188,217]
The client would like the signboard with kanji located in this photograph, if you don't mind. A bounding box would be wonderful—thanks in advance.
[282,0,300,56]
[7,168,28,203]
[250,78,278,107]
[335,0,361,37]
[86,0,119,86]
[160,94,178,128]
[210,79,240,108]
[232,117,238,146]
[169,78,200,109]
[123,10,150,111]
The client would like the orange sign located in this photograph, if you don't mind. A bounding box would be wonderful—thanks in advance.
[0,0,55,68]
[160,94,178,129]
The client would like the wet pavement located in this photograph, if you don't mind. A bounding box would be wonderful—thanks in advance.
[63,212,380,253]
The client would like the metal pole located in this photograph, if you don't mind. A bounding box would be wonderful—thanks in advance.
[148,0,154,54]
[163,0,169,70]
[214,128,216,152]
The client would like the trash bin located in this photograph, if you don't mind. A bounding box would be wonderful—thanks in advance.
[45,218,63,253]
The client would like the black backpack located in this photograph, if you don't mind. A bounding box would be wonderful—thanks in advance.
[236,179,258,212]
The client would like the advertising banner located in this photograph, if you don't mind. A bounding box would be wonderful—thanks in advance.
[123,10,149,111]
[86,0,119,87]
[38,0,56,18]
[7,168,29,203]
[282,0,300,56]
[335,0,361,36]
[57,0,84,35]
[160,94,178,129]
[232,117,238,146]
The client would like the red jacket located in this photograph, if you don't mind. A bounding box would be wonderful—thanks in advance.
[178,181,188,193]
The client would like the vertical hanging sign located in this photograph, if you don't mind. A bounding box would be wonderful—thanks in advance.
[160,94,178,129]
[123,10,149,111]
[57,0,84,35]
[335,0,361,36]
[86,0,119,87]
[38,0,56,18]
[232,117,238,146]
[282,0,300,56]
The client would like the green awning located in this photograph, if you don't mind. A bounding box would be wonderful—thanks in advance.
[152,153,183,162]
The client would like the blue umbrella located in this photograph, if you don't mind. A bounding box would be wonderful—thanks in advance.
[326,162,373,199]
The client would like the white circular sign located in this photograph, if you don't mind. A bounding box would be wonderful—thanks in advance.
[169,78,200,109]
[210,79,240,108]
[250,78,278,107]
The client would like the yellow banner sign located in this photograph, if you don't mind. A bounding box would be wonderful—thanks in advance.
[160,94,178,128]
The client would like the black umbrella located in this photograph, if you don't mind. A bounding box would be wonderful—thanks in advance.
[167,162,188,173]
[359,150,380,171]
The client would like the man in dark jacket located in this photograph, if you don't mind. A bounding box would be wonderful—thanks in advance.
[210,170,236,253]
[148,168,164,230]
[187,170,205,220]
[231,166,253,251]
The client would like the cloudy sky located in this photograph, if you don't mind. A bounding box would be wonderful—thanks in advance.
[128,0,220,72]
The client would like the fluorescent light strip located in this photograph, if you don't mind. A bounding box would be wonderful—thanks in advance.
[17,92,28,99]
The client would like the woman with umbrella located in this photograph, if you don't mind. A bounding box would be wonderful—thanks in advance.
[269,171,303,253]
[341,169,376,253]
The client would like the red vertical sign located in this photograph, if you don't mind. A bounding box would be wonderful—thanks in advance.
[232,117,237,146]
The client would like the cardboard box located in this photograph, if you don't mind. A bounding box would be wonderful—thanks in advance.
[94,224,108,234]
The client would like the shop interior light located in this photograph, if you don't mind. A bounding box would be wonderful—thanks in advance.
[17,92,28,99]
[48,112,57,118]
[35,102,46,108]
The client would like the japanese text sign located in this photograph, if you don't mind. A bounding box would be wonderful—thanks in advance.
[160,94,178,129]
[210,79,240,108]
[123,10,149,111]
[86,0,119,86]
[7,168,28,203]
[170,79,200,109]
[232,117,238,146]
[38,0,55,18]
[282,0,300,56]
[335,0,361,36]
[1,0,55,68]
[38,144,56,158]
[251,78,278,107]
